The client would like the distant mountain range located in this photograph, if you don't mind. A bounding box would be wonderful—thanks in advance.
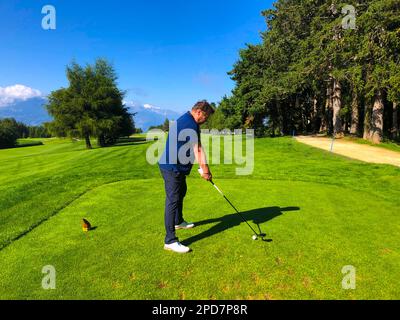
[0,97,183,131]
[124,101,182,131]
[0,97,51,126]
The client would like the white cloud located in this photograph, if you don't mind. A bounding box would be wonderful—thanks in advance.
[0,84,42,107]
[124,100,162,111]
[123,100,139,107]
[143,103,161,110]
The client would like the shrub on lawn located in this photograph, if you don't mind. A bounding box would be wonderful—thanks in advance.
[0,118,19,149]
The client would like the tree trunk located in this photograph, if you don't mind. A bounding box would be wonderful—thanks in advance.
[85,134,92,149]
[281,101,290,135]
[363,101,371,140]
[344,119,349,133]
[270,102,276,137]
[294,95,302,133]
[320,83,332,134]
[350,90,359,135]
[332,78,343,138]
[369,90,384,144]
[289,98,295,134]
[276,100,283,135]
[97,134,106,147]
[312,96,319,133]
[392,102,398,139]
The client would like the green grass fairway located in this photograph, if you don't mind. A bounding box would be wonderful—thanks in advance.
[0,137,399,299]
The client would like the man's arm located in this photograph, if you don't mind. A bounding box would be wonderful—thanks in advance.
[194,142,212,181]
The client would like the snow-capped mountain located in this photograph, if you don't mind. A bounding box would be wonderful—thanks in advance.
[0,85,183,131]
[0,97,51,126]
[0,85,51,125]
[125,101,182,132]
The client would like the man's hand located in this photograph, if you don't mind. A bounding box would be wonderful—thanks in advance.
[198,167,212,181]
[194,143,212,181]
[201,171,212,181]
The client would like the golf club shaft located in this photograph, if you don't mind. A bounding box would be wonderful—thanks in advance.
[210,180,259,235]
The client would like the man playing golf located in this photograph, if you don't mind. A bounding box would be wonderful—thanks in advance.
[159,100,214,253]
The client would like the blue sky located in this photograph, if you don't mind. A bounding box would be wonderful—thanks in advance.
[0,0,273,112]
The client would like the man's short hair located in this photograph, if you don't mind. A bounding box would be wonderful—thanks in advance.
[192,100,215,115]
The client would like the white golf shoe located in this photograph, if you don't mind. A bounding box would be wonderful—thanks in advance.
[175,221,195,230]
[164,242,191,253]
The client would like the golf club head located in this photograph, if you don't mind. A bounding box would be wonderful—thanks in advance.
[253,234,272,242]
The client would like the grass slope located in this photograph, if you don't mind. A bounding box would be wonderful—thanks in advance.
[0,136,399,299]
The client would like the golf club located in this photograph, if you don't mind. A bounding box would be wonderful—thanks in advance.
[198,168,267,241]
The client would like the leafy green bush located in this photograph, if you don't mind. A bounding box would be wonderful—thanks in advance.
[0,118,19,149]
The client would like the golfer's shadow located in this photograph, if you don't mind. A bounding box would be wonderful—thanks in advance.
[181,206,300,246]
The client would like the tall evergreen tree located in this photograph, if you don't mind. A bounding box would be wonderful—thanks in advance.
[222,0,399,143]
[46,59,134,148]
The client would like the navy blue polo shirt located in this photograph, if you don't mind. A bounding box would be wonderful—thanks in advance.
[158,111,200,175]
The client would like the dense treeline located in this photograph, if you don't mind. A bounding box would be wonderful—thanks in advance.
[0,118,51,149]
[16,122,51,139]
[46,59,135,149]
[149,118,170,132]
[205,0,399,143]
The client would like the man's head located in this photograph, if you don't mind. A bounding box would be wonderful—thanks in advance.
[191,100,215,124]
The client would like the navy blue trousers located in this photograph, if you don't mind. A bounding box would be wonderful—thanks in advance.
[160,169,187,244]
